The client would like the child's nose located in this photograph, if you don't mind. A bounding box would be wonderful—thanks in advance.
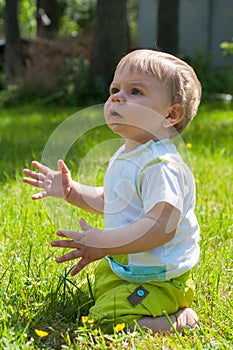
[111,90,126,103]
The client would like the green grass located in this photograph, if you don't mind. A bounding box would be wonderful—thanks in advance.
[0,101,232,349]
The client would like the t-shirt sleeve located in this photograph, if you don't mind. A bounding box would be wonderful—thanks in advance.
[138,161,184,214]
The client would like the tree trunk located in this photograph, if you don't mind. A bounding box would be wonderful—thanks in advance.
[91,0,129,85]
[4,0,23,84]
[36,0,63,39]
[157,0,179,55]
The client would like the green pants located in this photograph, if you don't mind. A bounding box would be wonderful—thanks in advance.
[88,257,195,332]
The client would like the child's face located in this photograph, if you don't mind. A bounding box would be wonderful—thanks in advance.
[104,67,171,143]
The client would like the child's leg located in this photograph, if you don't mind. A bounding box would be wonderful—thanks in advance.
[130,308,198,334]
[91,259,198,333]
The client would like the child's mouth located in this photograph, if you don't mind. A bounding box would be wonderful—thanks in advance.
[111,111,121,117]
[109,111,123,122]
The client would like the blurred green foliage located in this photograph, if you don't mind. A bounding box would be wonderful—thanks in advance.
[220,40,233,56]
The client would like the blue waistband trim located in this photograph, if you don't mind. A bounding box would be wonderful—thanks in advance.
[106,256,167,283]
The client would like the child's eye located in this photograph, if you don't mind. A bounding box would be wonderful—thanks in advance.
[110,87,119,95]
[131,88,143,95]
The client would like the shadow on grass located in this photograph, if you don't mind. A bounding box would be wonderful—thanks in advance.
[27,268,94,349]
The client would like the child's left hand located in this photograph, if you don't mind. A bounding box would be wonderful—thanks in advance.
[51,218,106,275]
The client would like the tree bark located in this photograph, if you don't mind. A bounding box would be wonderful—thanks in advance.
[4,0,23,84]
[36,0,64,39]
[91,0,129,85]
[157,0,179,55]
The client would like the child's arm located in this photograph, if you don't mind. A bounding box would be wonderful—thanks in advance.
[23,159,104,214]
[65,181,104,214]
[52,201,181,275]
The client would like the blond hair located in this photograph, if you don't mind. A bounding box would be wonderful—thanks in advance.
[116,49,202,134]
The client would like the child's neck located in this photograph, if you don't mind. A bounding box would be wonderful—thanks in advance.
[123,129,171,153]
[124,134,171,153]
[124,138,159,153]
[124,139,142,153]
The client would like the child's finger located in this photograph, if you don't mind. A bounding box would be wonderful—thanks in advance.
[23,169,45,181]
[55,249,82,263]
[31,161,50,175]
[23,177,46,191]
[79,218,92,231]
[58,159,70,173]
[70,257,91,275]
[51,239,81,248]
[31,190,47,200]
[57,230,82,241]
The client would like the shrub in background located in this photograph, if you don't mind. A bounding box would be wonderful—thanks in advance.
[190,51,233,99]
[1,39,233,107]
[56,57,109,106]
[220,40,233,56]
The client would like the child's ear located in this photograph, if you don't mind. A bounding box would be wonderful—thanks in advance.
[162,104,184,128]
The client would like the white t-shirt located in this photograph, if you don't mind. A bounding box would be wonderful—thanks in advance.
[104,138,200,282]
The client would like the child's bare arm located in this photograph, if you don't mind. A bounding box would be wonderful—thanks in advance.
[101,201,180,254]
[23,159,104,214]
[51,202,180,274]
[65,181,104,214]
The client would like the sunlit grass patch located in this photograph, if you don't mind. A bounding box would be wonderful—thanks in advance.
[0,101,232,349]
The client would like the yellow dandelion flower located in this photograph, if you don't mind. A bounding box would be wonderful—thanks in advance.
[195,178,200,184]
[88,318,94,324]
[34,329,49,338]
[186,143,192,149]
[82,316,89,323]
[114,323,125,332]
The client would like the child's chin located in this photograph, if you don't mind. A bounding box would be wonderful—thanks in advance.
[109,123,124,134]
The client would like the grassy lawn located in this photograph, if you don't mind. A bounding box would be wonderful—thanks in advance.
[0,101,232,349]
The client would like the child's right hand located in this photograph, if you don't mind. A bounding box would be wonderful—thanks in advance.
[23,159,73,200]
